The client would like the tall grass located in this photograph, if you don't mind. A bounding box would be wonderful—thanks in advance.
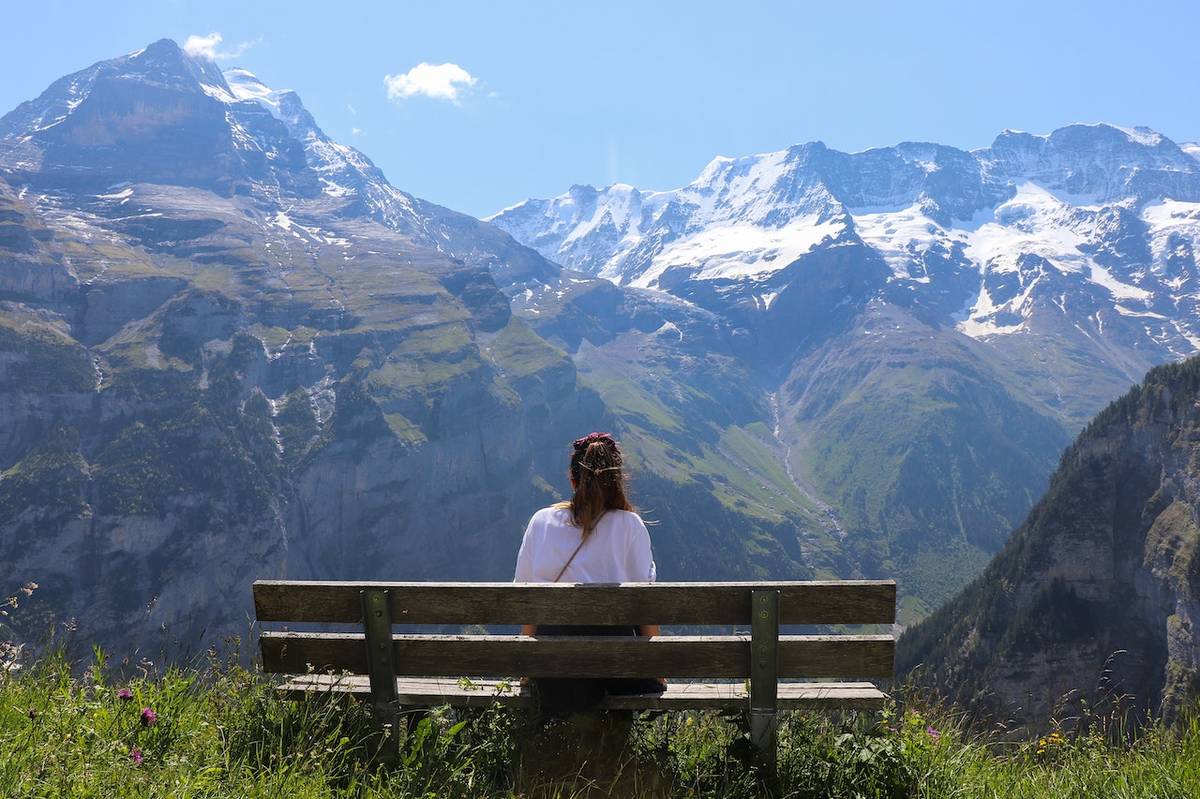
[1,644,1198,798]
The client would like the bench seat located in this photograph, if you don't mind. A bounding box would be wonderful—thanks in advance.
[252,579,897,765]
[276,674,889,711]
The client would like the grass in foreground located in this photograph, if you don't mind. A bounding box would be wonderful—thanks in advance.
[1,647,1199,798]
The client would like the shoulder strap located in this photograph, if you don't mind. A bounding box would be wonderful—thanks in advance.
[553,536,587,583]
[552,511,608,582]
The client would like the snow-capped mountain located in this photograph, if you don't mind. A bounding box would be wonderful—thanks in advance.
[490,124,1200,359]
[0,38,555,288]
[0,39,420,228]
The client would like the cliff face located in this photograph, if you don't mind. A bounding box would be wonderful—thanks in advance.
[898,357,1200,727]
[0,266,599,654]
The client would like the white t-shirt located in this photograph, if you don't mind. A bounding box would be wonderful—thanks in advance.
[513,506,657,584]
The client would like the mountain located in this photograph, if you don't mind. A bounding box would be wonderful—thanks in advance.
[0,41,829,654]
[897,356,1200,728]
[491,124,1200,617]
[4,39,1198,657]
[493,125,1200,402]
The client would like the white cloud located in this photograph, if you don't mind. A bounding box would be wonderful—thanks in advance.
[383,62,477,103]
[351,127,363,136]
[183,32,258,61]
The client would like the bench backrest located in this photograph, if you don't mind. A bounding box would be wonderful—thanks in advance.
[253,580,896,681]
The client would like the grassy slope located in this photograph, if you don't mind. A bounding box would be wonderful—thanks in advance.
[573,337,843,582]
[0,650,1198,798]
[784,308,1076,619]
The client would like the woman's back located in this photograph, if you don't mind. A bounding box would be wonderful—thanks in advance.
[514,506,656,584]
[513,432,664,718]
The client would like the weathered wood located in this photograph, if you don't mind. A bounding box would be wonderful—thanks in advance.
[275,675,888,711]
[252,580,896,626]
[360,589,399,763]
[259,632,894,679]
[750,589,780,771]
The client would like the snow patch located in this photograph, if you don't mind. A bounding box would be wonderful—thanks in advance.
[654,321,683,340]
[631,215,844,288]
[224,68,287,119]
[198,81,236,104]
[1115,305,1167,319]
[1089,264,1152,301]
[1110,124,1166,147]
[852,203,956,280]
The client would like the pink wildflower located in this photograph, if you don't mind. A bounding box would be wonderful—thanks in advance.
[117,688,133,702]
[140,707,157,727]
[926,725,941,741]
[129,746,143,765]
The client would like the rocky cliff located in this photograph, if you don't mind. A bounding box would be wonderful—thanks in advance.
[898,357,1200,727]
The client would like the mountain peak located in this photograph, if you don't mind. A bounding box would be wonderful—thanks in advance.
[0,39,364,202]
[1048,121,1169,148]
[141,37,185,57]
[121,37,230,93]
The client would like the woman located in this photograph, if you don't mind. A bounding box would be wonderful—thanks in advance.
[513,431,665,715]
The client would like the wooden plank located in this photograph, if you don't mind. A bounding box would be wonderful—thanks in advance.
[602,682,887,712]
[253,580,896,626]
[275,675,887,711]
[259,632,894,679]
[278,675,530,707]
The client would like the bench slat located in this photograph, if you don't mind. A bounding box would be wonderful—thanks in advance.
[252,580,896,626]
[259,632,894,679]
[275,675,888,711]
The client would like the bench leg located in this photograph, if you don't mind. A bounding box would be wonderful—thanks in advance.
[750,589,780,789]
[361,589,400,765]
[749,709,778,773]
[368,702,400,765]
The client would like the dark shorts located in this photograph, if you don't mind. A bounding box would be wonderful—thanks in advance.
[531,624,664,716]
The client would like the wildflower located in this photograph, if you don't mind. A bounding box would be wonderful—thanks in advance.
[140,707,157,727]
[926,725,941,741]
[117,688,133,702]
[129,746,143,765]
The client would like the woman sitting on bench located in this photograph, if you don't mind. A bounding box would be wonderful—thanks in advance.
[514,431,666,715]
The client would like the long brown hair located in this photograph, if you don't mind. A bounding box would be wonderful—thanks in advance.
[556,432,634,537]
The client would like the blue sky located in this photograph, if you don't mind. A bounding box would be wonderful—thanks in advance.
[3,1,1198,217]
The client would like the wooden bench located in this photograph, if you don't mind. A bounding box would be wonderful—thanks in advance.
[252,580,896,764]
